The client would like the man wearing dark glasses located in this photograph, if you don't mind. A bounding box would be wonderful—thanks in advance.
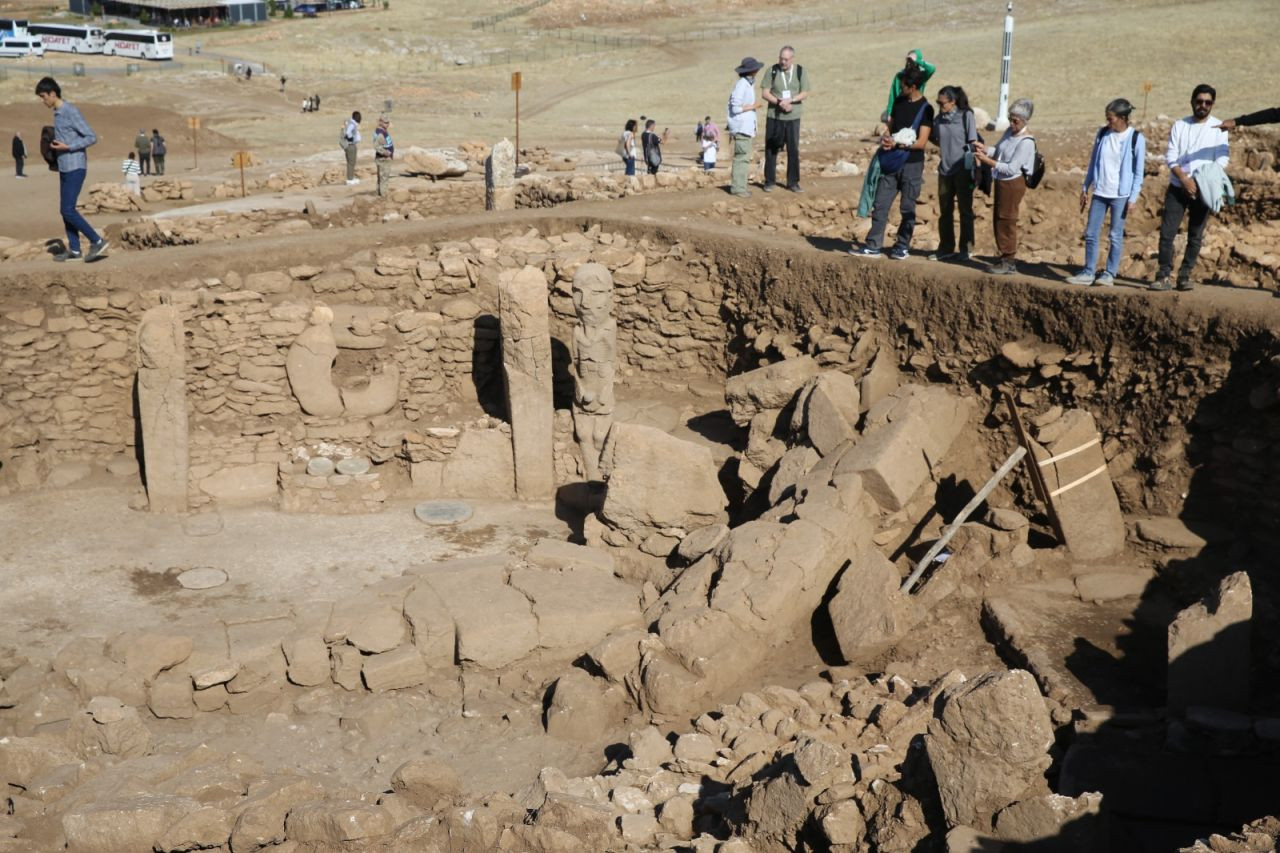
[1154,84,1228,291]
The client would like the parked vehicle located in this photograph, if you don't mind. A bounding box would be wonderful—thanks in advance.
[0,35,45,58]
[102,29,173,60]
[25,23,105,54]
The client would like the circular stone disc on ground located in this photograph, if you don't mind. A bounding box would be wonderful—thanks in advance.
[336,457,371,476]
[177,567,228,590]
[414,500,474,525]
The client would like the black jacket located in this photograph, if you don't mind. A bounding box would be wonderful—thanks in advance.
[11,135,24,159]
[1233,106,1280,128]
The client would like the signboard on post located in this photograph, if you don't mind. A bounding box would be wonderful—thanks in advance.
[232,150,251,197]
[187,116,202,169]
[511,71,522,172]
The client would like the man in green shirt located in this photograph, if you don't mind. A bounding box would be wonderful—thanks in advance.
[760,45,811,193]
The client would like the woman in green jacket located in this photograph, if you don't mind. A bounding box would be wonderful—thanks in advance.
[884,49,936,120]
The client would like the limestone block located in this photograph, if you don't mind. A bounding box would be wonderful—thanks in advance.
[107,631,193,682]
[1168,570,1251,715]
[675,523,729,563]
[859,349,900,413]
[799,371,861,455]
[285,800,394,844]
[485,139,516,211]
[0,736,79,789]
[440,428,515,499]
[147,671,194,719]
[509,568,641,653]
[745,408,788,472]
[362,646,428,691]
[839,385,972,512]
[390,757,461,810]
[229,777,328,852]
[599,423,727,533]
[346,604,408,654]
[403,583,456,667]
[725,356,820,426]
[1035,409,1124,561]
[768,445,820,506]
[421,560,537,669]
[68,699,153,758]
[153,805,234,852]
[585,629,648,684]
[926,670,1054,828]
[828,546,915,661]
[531,793,614,850]
[545,669,620,741]
[993,792,1104,848]
[245,271,292,294]
[526,538,615,574]
[199,463,277,504]
[499,266,555,500]
[62,795,198,853]
[282,634,330,687]
[330,644,363,691]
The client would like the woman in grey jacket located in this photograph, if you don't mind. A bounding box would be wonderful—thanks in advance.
[973,98,1036,275]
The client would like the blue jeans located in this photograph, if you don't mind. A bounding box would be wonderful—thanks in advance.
[623,156,635,176]
[59,168,100,253]
[1082,195,1127,277]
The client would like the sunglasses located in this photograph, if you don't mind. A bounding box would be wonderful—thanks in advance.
[1193,98,1214,106]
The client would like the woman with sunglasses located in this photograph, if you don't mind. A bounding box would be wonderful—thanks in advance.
[973,98,1036,276]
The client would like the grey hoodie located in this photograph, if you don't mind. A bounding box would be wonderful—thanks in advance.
[934,108,976,177]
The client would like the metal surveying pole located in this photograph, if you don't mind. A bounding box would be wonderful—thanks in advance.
[994,2,1013,131]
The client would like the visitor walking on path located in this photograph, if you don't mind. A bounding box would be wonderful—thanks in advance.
[929,85,978,261]
[151,129,166,176]
[617,119,638,176]
[1153,84,1228,291]
[701,118,719,172]
[1220,105,1280,130]
[36,76,108,263]
[884,49,935,122]
[341,110,362,184]
[373,116,394,197]
[972,98,1036,276]
[641,120,668,175]
[727,56,763,197]
[12,131,26,178]
[760,45,810,193]
[121,151,141,196]
[851,64,934,260]
[135,128,151,175]
[1065,98,1146,287]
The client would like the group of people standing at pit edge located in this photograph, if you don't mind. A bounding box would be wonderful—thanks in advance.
[844,52,1277,292]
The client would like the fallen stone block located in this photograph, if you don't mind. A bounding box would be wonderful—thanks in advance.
[1034,409,1124,561]
[599,422,727,536]
[390,756,461,811]
[796,371,861,455]
[526,537,615,574]
[545,669,621,742]
[725,355,820,426]
[285,800,394,844]
[993,792,1105,850]
[926,670,1053,829]
[362,646,429,691]
[509,568,641,653]
[828,545,916,661]
[62,795,198,853]
[1168,570,1251,716]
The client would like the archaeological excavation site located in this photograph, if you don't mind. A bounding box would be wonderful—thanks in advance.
[4,158,1280,853]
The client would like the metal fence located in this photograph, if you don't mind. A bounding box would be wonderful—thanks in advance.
[470,0,552,30]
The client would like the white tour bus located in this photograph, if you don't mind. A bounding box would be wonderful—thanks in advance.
[0,18,30,35]
[103,29,173,60]
[0,36,45,58]
[27,23,106,53]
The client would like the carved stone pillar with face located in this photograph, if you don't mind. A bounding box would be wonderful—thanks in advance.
[570,263,617,482]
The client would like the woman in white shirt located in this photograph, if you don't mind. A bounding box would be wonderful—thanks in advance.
[1066,98,1146,287]
[618,119,638,176]
[973,98,1036,275]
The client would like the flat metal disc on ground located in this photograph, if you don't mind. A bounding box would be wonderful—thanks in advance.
[414,500,473,526]
[177,566,228,590]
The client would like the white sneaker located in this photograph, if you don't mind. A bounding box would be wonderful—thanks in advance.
[345,178,358,185]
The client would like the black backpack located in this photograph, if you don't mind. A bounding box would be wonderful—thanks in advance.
[1022,136,1046,189]
[40,125,57,171]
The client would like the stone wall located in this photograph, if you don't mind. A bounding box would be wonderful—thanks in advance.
[0,227,729,505]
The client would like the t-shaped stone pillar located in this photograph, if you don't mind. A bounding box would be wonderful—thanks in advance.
[499,265,554,500]
[486,138,516,211]
[136,305,189,513]
[570,262,616,482]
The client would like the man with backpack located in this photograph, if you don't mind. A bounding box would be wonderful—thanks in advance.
[341,110,361,185]
[1153,84,1228,291]
[36,76,108,263]
[850,64,933,260]
[135,128,151,176]
[760,45,811,193]
[150,129,166,176]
